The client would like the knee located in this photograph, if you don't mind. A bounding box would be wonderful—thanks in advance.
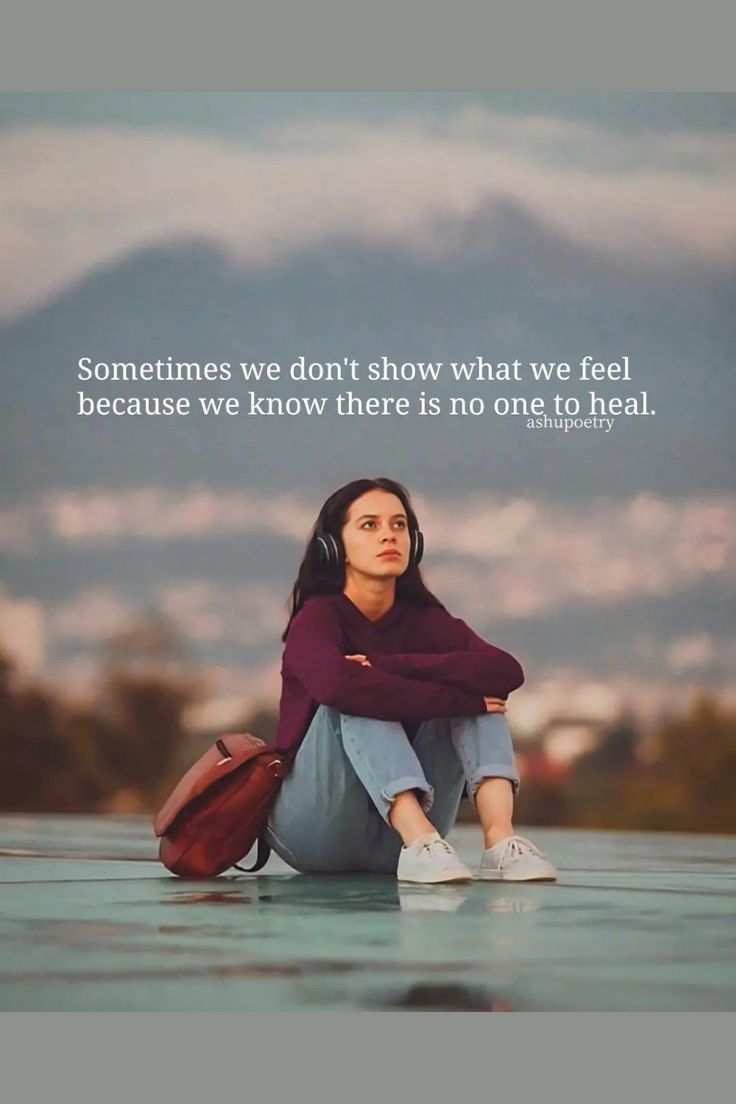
[452,712,512,736]
[312,704,385,738]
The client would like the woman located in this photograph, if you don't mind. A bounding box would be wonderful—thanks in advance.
[265,476,557,885]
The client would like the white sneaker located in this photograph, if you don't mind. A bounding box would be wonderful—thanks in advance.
[397,832,473,884]
[479,834,558,882]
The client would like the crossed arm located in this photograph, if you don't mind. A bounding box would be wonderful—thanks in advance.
[284,602,524,723]
[344,654,509,713]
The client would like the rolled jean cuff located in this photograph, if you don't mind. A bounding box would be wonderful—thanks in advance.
[466,764,521,805]
[379,776,435,824]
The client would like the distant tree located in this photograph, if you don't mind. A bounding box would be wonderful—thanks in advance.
[0,604,206,813]
[95,608,206,807]
[642,692,736,832]
[572,712,640,779]
[230,704,279,746]
[94,670,200,807]
[515,777,572,827]
[0,649,104,811]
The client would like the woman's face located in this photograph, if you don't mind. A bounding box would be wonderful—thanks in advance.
[340,489,411,580]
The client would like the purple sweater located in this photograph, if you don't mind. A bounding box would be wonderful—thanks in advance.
[274,591,524,751]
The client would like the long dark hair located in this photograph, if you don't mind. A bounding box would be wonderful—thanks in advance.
[282,476,446,642]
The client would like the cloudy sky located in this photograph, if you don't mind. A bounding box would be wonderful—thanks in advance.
[0,93,734,732]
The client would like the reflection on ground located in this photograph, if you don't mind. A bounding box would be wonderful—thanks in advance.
[0,817,734,1010]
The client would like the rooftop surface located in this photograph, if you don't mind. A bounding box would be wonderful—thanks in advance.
[1,816,734,1011]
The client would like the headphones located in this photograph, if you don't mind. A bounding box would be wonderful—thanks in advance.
[315,522,424,575]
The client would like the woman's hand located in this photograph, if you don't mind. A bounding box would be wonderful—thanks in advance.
[345,653,372,667]
[484,696,507,714]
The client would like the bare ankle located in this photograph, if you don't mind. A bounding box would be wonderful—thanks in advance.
[475,777,516,851]
[388,790,436,847]
[484,825,515,849]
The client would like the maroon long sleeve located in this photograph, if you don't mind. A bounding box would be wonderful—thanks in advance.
[370,611,524,698]
[273,592,523,752]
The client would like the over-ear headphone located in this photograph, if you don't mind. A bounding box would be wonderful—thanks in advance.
[315,522,424,575]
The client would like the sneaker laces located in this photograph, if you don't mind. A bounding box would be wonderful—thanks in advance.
[420,835,453,856]
[495,834,544,867]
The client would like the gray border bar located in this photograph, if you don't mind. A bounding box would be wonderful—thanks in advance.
[2,2,736,91]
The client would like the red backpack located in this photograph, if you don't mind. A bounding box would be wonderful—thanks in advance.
[153,733,292,877]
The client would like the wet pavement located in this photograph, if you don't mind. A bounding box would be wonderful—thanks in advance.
[0,815,734,1011]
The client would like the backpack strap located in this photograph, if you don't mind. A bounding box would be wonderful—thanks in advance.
[232,745,297,874]
[233,833,272,873]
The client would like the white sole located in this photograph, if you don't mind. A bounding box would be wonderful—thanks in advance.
[398,871,473,884]
[478,869,557,882]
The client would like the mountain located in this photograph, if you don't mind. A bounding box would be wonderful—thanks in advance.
[1,198,733,502]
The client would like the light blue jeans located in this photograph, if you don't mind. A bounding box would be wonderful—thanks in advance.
[264,705,521,874]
